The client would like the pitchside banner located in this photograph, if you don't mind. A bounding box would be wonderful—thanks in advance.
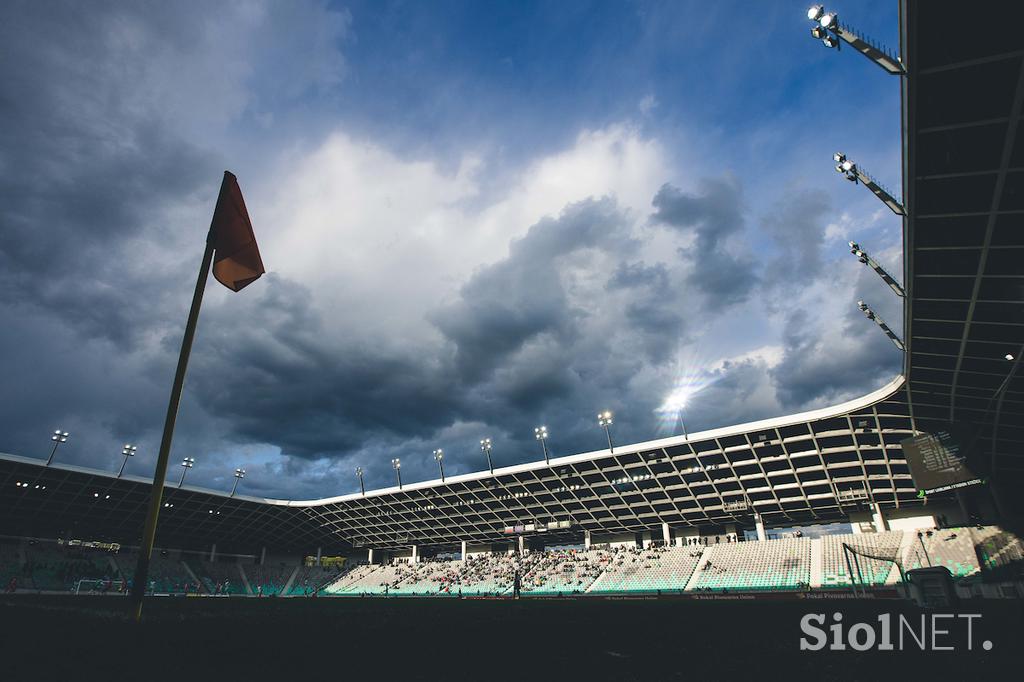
[901,423,985,496]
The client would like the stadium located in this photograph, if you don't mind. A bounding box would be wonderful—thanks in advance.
[1,1,1023,679]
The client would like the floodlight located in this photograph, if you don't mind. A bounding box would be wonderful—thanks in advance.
[811,26,827,40]
[480,438,494,473]
[535,426,550,463]
[433,449,446,481]
[1006,354,1015,361]
[46,429,70,466]
[819,13,837,29]
[117,444,137,478]
[807,5,824,21]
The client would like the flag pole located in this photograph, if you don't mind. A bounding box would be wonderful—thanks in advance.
[129,223,217,622]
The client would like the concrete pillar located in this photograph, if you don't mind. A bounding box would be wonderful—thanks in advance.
[461,540,468,562]
[260,547,266,565]
[368,548,375,565]
[584,530,592,550]
[410,545,419,564]
[871,503,888,532]
[316,546,322,567]
[753,514,766,542]
[662,522,671,546]
[518,535,525,555]
[209,543,217,562]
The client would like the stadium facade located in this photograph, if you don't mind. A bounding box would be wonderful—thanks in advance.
[1,0,1022,562]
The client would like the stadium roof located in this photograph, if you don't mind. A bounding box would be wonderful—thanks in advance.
[2,1,1019,553]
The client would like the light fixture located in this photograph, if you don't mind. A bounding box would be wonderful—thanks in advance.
[118,444,137,478]
[230,468,246,497]
[480,438,494,473]
[807,5,824,21]
[392,458,403,488]
[178,456,195,487]
[535,426,550,464]
[819,12,837,30]
[433,449,445,482]
[46,429,70,466]
[1005,354,1015,361]
[598,411,615,453]
[356,466,365,495]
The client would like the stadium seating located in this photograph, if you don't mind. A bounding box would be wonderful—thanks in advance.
[520,549,604,594]
[286,564,346,595]
[820,531,903,587]
[588,546,703,594]
[973,526,1024,577]
[690,538,811,591]
[194,561,246,595]
[901,528,977,578]
[245,561,295,595]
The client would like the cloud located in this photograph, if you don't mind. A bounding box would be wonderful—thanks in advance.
[650,177,759,307]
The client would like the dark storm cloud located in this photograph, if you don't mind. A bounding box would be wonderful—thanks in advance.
[607,261,684,363]
[760,189,832,291]
[769,295,902,410]
[430,197,638,381]
[650,177,759,306]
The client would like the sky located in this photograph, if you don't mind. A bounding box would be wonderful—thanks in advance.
[0,0,906,500]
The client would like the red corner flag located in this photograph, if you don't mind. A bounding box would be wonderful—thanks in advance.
[211,171,265,291]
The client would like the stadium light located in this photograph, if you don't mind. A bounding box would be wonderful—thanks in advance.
[117,444,137,478]
[433,449,445,482]
[230,468,246,497]
[479,438,494,474]
[597,411,614,453]
[833,153,905,215]
[848,241,905,297]
[857,301,905,351]
[804,6,905,75]
[535,426,550,464]
[1005,354,1015,362]
[392,458,402,489]
[46,429,69,466]
[659,390,692,440]
[178,456,195,487]
[355,466,365,495]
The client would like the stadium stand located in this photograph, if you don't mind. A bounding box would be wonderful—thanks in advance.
[193,560,246,595]
[520,549,604,594]
[286,563,346,595]
[820,531,903,587]
[245,561,294,595]
[689,538,811,591]
[588,546,704,594]
[902,529,978,578]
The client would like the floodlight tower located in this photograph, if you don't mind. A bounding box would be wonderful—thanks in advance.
[857,301,905,351]
[355,466,365,495]
[433,449,445,482]
[535,426,550,464]
[178,457,195,487]
[480,438,494,474]
[117,444,137,478]
[848,241,905,297]
[230,468,245,497]
[806,5,905,75]
[833,152,905,215]
[391,458,402,489]
[46,429,69,466]
[598,411,614,453]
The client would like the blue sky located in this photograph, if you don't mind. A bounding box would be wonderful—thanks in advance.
[0,0,905,499]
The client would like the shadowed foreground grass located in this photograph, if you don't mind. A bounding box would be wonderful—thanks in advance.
[0,594,1021,681]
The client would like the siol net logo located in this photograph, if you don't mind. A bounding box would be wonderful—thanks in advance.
[799,612,992,652]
